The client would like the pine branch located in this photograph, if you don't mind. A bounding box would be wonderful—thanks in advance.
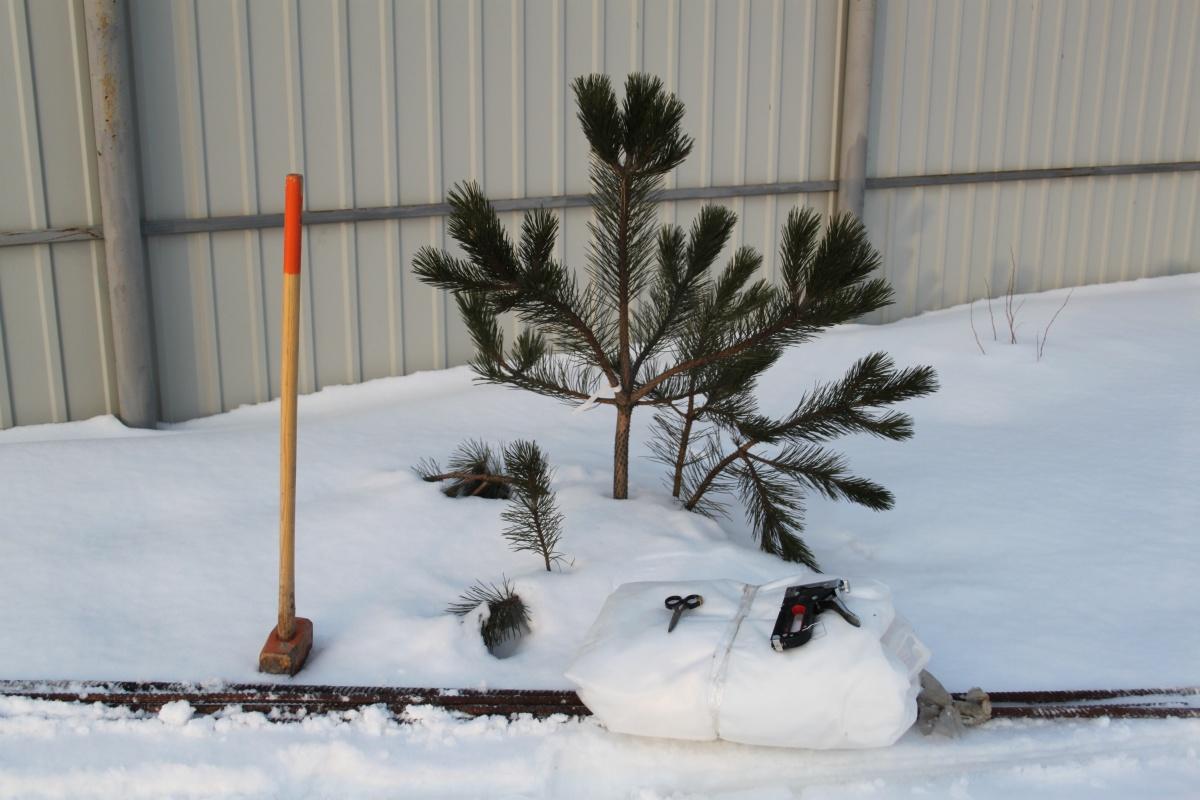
[414,440,512,499]
[501,441,566,571]
[736,353,938,445]
[747,444,893,510]
[632,214,895,403]
[415,182,620,386]
[734,452,819,569]
[674,352,935,564]
[455,292,615,406]
[630,206,737,377]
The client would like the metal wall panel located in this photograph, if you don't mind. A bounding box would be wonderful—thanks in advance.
[0,0,115,429]
[866,0,1200,322]
[127,0,840,421]
[5,0,1196,428]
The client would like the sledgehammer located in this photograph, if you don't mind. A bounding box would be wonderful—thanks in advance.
[258,174,313,675]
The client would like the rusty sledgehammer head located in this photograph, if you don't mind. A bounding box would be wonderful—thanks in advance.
[258,617,313,676]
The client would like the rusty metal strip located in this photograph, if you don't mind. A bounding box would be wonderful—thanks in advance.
[3,681,1197,722]
[972,687,1200,704]
[0,681,589,719]
[990,705,1200,720]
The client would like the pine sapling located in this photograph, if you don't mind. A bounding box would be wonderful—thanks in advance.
[447,577,531,653]
[415,73,896,501]
[501,440,566,571]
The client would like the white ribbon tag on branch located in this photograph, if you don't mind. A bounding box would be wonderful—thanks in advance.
[573,380,620,414]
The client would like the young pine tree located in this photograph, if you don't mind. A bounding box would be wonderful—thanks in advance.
[414,73,934,549]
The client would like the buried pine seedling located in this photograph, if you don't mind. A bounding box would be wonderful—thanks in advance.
[447,578,531,656]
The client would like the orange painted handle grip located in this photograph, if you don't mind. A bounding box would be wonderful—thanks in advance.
[283,174,303,275]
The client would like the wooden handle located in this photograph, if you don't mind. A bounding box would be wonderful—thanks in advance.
[278,173,303,640]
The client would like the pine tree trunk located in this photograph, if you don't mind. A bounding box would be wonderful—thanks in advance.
[613,403,633,499]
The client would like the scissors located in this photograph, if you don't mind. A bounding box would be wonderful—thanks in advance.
[664,594,704,632]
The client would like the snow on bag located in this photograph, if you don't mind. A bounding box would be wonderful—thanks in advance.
[564,576,930,749]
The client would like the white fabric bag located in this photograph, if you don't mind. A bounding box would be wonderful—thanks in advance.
[564,576,929,749]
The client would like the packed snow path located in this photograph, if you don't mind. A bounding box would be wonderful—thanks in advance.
[1,698,1198,798]
[1,275,1197,797]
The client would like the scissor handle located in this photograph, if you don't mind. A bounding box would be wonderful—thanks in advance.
[665,594,703,610]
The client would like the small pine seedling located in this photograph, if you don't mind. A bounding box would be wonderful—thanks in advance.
[414,439,512,499]
[447,578,531,653]
[502,440,566,572]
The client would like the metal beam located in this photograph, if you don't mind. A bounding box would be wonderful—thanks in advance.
[865,161,1200,190]
[4,161,1197,246]
[0,226,103,247]
[83,0,159,428]
[139,180,840,236]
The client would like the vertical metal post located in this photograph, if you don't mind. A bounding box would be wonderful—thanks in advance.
[836,0,877,220]
[82,0,158,428]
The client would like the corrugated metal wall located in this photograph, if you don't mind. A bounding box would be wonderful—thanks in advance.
[866,0,1200,321]
[1,0,1197,428]
[129,0,841,422]
[0,0,116,428]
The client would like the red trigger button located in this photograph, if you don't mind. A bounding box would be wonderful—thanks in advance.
[791,604,806,616]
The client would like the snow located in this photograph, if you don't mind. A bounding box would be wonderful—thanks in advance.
[1,274,1197,797]
[1,698,1197,798]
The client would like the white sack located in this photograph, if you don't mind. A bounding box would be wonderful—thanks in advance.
[564,576,930,749]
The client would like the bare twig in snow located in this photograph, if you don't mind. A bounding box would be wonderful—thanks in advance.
[982,277,998,341]
[969,299,987,355]
[1036,289,1073,362]
[1005,249,1019,344]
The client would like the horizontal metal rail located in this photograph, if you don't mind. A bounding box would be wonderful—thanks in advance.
[865,160,1200,191]
[0,225,103,248]
[138,179,840,237]
[3,680,1198,722]
[3,160,1196,247]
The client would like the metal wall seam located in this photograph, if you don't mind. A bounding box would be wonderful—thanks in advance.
[229,0,268,406]
[7,0,68,424]
[377,0,403,379]
[66,0,115,420]
[419,0,443,374]
[333,0,360,388]
[183,0,223,418]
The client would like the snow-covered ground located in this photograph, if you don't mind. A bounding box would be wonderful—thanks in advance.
[1,274,1197,798]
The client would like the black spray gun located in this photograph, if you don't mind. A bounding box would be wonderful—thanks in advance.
[770,579,861,652]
